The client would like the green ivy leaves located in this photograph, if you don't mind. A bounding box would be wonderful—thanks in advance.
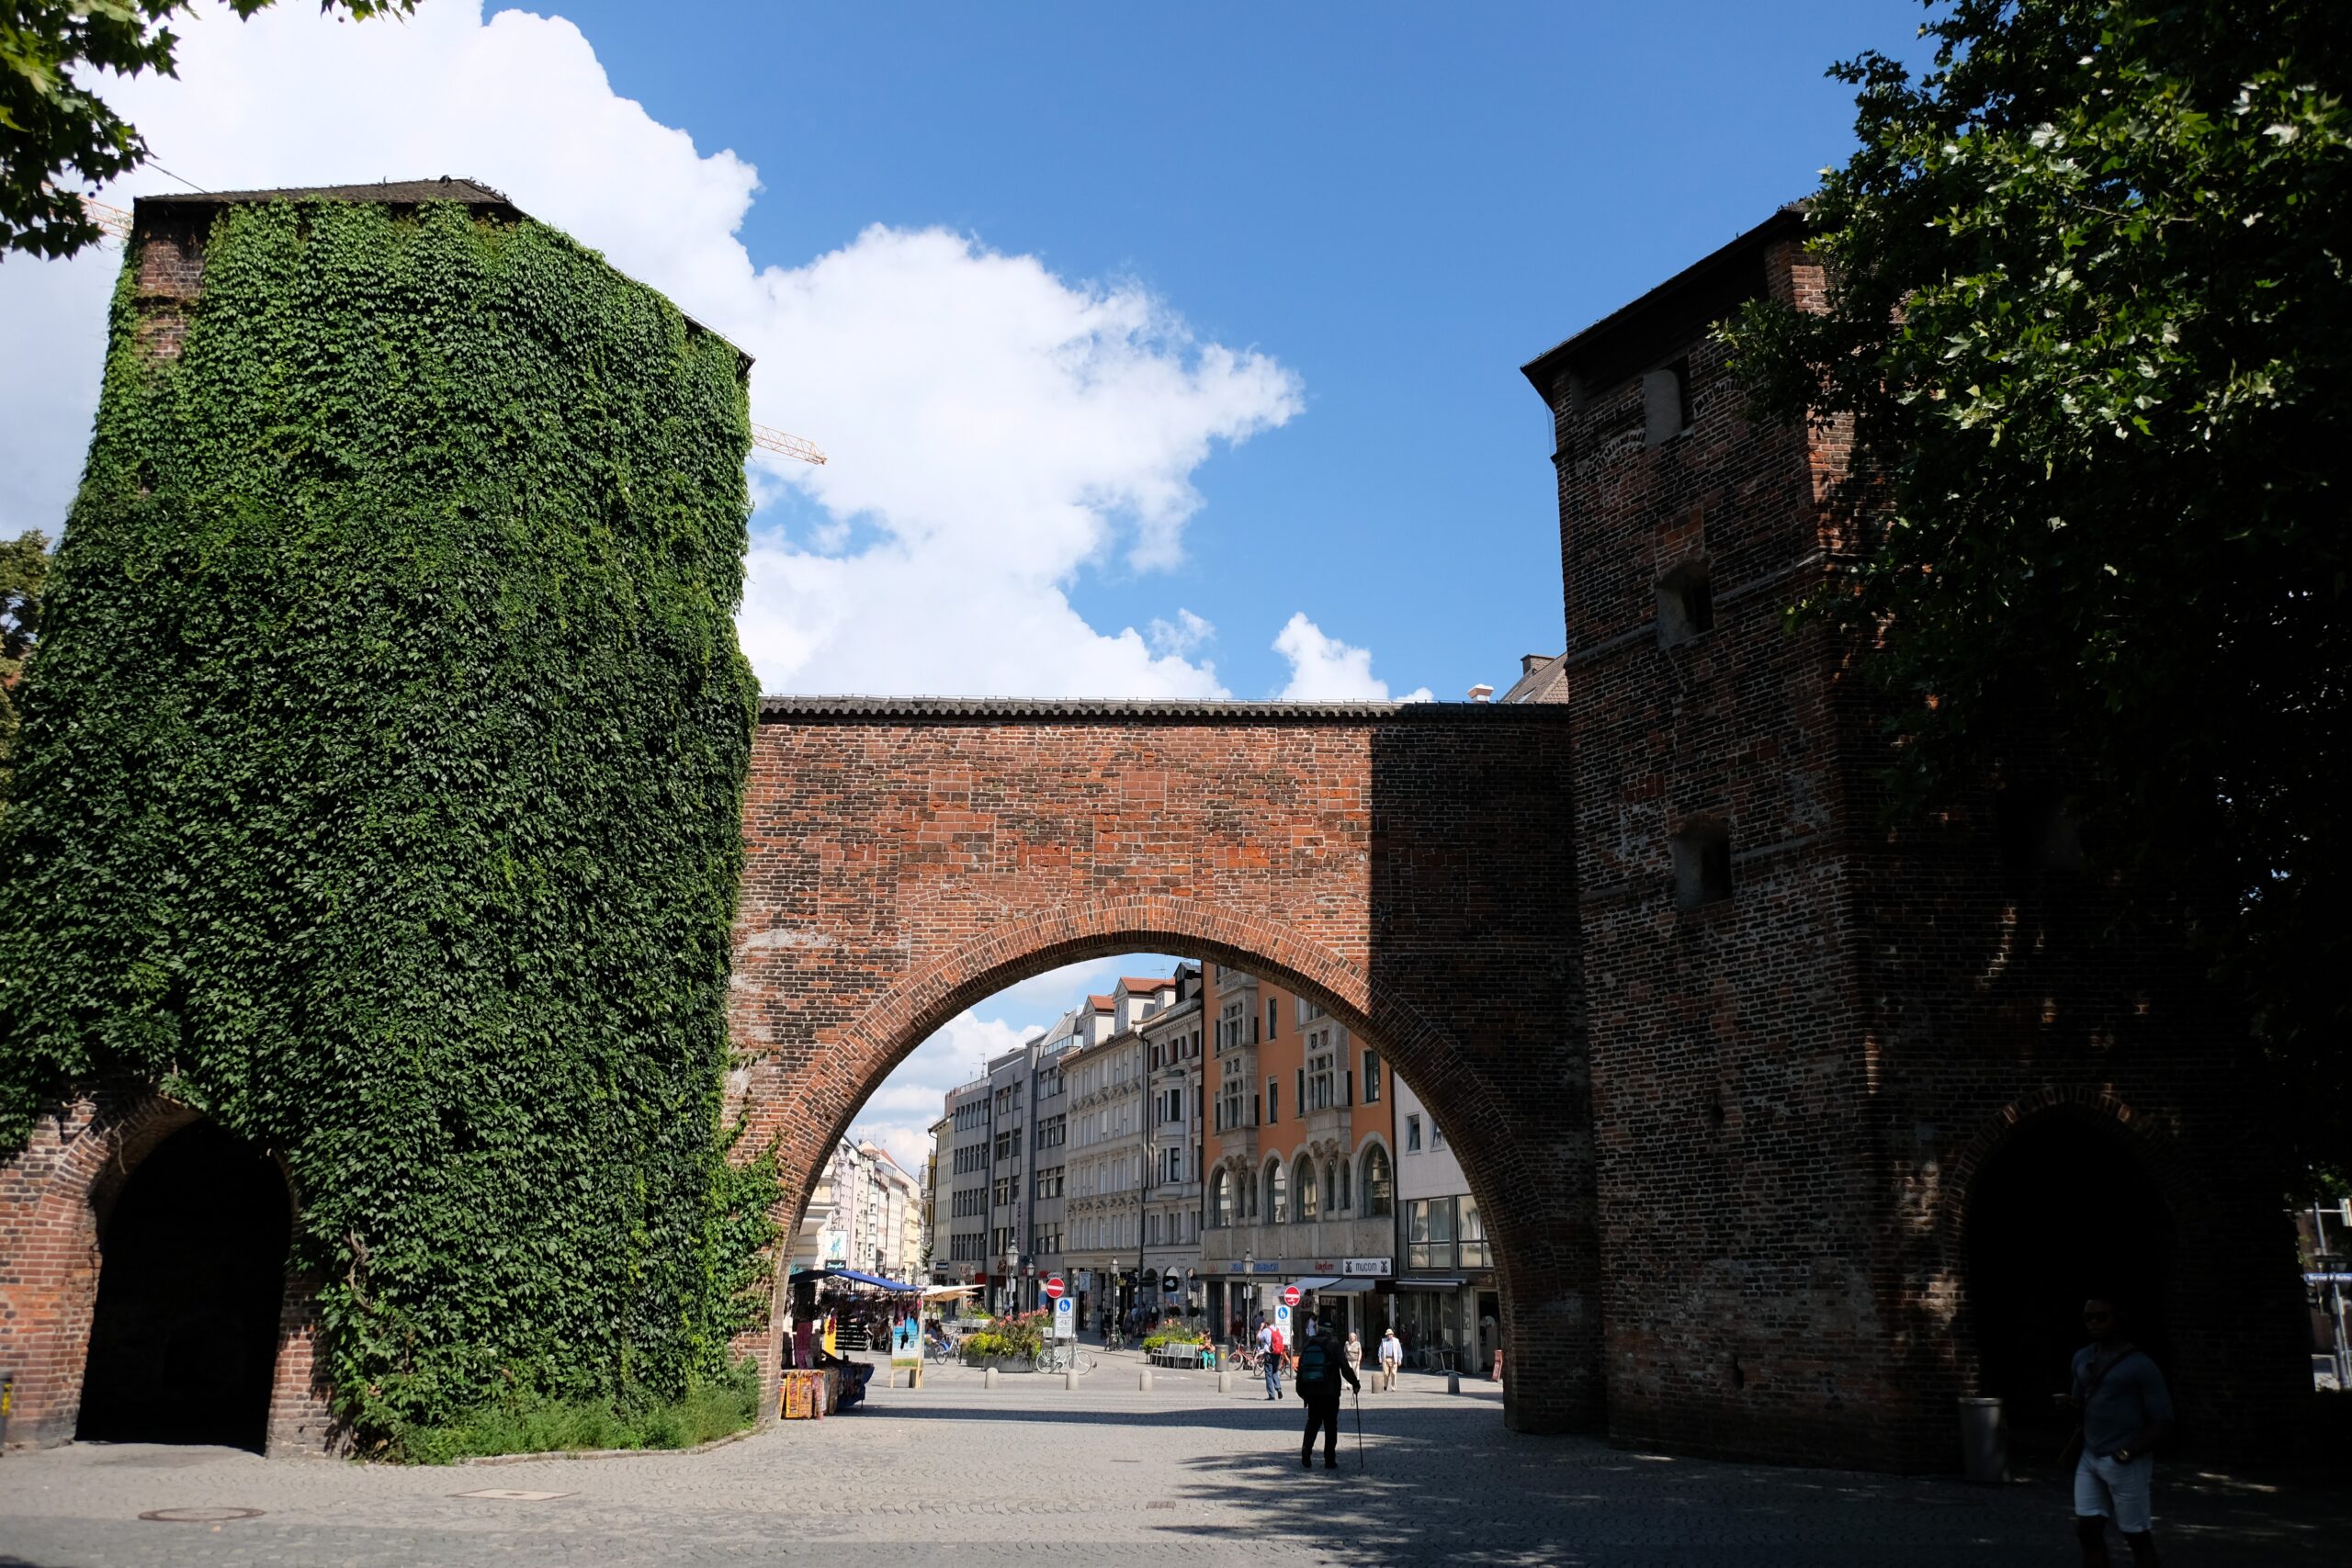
[0,197,775,1442]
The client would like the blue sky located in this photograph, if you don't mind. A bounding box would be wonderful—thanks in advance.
[492,0,1929,704]
[0,0,1935,1164]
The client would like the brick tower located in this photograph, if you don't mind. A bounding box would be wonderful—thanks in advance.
[1522,210,2310,1468]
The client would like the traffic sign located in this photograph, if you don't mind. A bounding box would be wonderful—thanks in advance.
[1161,1273,1181,1293]
[1281,1284,1302,1308]
[1053,1296,1076,1337]
[1273,1303,1291,1329]
[1043,1276,1065,1300]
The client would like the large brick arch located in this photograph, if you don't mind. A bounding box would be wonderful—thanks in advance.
[727,697,1602,1433]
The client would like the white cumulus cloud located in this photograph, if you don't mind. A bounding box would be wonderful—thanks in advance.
[1272,612,1431,702]
[0,0,1306,698]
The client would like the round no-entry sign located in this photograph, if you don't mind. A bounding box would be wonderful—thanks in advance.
[1043,1276,1065,1300]
[1281,1284,1302,1308]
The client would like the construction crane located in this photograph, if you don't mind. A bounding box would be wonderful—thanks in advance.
[751,424,827,466]
[79,197,133,240]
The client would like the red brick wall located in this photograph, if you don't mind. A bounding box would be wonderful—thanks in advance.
[0,1088,331,1453]
[1532,229,2308,1468]
[728,701,1601,1433]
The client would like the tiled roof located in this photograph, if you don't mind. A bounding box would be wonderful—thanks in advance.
[1087,994,1116,1010]
[1120,976,1172,993]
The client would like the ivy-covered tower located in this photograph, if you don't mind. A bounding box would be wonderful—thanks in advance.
[0,182,770,1453]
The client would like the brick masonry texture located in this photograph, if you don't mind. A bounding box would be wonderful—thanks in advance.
[726,705,1599,1436]
[1521,216,2311,1468]
[0,198,2313,1472]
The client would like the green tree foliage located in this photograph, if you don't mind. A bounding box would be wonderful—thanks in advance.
[1,2,412,257]
[0,527,48,800]
[0,197,776,1443]
[1724,0,2350,1178]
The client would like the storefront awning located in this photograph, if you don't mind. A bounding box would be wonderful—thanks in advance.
[1396,1277,1464,1290]
[1291,1275,1340,1290]
[1318,1278,1374,1294]
[811,1268,919,1292]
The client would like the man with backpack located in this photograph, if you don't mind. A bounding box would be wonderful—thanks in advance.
[1294,1319,1361,1469]
[2064,1295,2174,1567]
[1260,1317,1286,1399]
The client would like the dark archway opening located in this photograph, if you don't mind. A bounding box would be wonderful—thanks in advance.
[77,1120,291,1449]
[1966,1115,2173,1445]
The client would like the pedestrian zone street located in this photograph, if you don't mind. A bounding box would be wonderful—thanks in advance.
[2,1353,2344,1567]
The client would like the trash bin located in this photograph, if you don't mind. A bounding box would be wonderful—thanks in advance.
[1958,1396,2007,1483]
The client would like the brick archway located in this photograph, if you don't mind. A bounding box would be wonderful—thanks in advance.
[0,1088,329,1452]
[727,697,1600,1432]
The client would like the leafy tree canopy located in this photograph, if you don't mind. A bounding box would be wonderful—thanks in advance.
[1724,0,2349,1181]
[1,1,412,257]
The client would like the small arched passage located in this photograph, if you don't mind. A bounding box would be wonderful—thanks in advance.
[76,1119,291,1449]
[729,697,1596,1433]
[1963,1109,2174,1446]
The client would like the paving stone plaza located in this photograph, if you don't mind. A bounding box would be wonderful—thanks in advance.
[3,1353,2344,1567]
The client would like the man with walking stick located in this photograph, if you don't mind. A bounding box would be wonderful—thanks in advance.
[1293,1317,1360,1470]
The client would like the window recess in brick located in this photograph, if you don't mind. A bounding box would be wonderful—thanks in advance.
[1670,818,1733,909]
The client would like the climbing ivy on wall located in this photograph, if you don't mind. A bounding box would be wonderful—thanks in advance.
[0,198,775,1440]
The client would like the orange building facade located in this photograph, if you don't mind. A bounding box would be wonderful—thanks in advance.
[1200,962,1399,1347]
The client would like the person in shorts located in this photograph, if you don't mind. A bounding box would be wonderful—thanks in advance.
[2065,1295,2173,1566]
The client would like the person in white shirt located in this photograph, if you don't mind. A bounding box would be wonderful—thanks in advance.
[1377,1327,1403,1392]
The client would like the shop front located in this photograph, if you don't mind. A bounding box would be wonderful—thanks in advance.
[1204,1256,1393,1348]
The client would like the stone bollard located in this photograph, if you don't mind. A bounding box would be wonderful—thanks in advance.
[1065,1370,1080,1391]
[1447,1370,1461,1395]
[1139,1368,1155,1393]
[910,1361,923,1391]
[984,1366,999,1391]
[1217,1370,1232,1394]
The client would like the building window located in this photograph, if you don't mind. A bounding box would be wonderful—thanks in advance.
[1643,356,1693,446]
[1406,1114,1422,1153]
[1362,1145,1393,1217]
[1656,558,1713,648]
[1295,1156,1318,1221]
[1267,1077,1279,1124]
[1327,1157,1346,1213]
[1210,1168,1231,1227]
[1266,1159,1289,1224]
[1363,1051,1381,1103]
[1670,818,1734,909]
[1266,998,1278,1040]
[1460,1195,1489,1268]
[1430,1119,1446,1151]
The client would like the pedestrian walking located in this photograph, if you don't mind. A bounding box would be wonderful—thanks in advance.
[1259,1319,1286,1399]
[2063,1295,2174,1567]
[1294,1320,1360,1470]
[1344,1329,1363,1378]
[1377,1326,1402,1392]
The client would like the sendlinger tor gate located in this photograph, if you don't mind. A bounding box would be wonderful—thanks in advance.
[0,187,2312,1469]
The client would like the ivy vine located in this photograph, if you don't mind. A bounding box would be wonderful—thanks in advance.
[0,197,776,1441]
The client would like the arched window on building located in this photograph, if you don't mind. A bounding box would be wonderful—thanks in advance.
[1330,1156,1349,1213]
[1361,1144,1393,1217]
[1209,1168,1230,1228]
[1295,1155,1319,1221]
[1266,1158,1289,1224]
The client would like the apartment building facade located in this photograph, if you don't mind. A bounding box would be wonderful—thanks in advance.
[942,1077,990,1286]
[1201,964,1398,1345]
[1139,967,1206,1322]
[1392,1074,1498,1371]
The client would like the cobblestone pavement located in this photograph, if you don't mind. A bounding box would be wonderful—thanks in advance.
[4,1353,2345,1566]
